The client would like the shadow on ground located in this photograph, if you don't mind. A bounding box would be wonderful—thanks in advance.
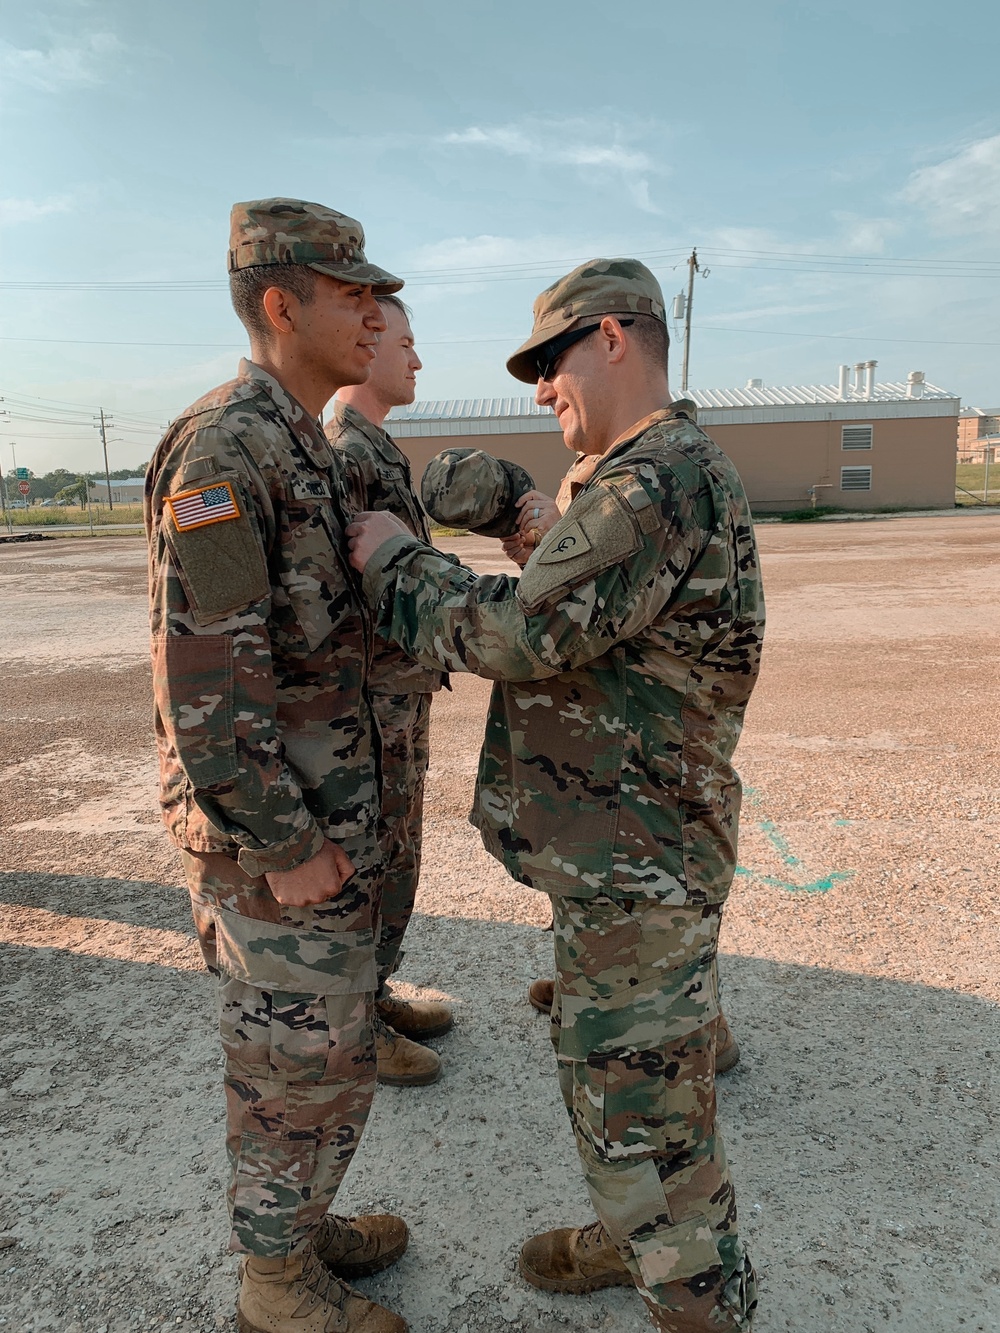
[1,871,996,1333]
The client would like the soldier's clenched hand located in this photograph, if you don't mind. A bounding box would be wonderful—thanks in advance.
[265,840,356,906]
[347,511,409,572]
[515,490,560,544]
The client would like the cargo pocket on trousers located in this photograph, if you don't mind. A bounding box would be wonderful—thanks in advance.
[229,1130,319,1252]
[629,1214,723,1291]
[213,909,377,1085]
[571,1052,672,1163]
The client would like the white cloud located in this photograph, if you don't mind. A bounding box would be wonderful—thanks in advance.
[903,134,1000,234]
[0,32,122,93]
[441,119,662,213]
[0,195,74,225]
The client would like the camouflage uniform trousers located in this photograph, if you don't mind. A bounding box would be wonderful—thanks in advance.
[549,894,757,1331]
[181,834,380,1258]
[371,691,431,994]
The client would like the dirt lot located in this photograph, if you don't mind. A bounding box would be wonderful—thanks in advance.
[1,516,998,1333]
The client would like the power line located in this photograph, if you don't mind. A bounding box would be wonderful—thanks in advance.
[2,242,999,292]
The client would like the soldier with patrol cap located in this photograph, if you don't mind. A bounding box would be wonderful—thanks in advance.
[347,258,765,1332]
[145,199,410,1333]
[325,296,454,1089]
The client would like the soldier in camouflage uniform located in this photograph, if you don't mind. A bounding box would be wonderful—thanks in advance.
[325,295,452,1089]
[346,259,764,1332]
[145,198,409,1333]
[494,459,743,1075]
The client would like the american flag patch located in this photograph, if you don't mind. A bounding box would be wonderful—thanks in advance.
[165,481,240,532]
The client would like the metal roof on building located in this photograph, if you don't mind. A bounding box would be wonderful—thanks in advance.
[385,382,960,437]
[388,382,956,425]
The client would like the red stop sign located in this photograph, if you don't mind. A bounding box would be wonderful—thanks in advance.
[17,481,30,496]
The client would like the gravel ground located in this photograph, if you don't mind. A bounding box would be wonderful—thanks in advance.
[1,517,998,1333]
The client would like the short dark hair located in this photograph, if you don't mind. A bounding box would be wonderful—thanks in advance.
[229,263,317,343]
[377,293,413,323]
[629,313,669,374]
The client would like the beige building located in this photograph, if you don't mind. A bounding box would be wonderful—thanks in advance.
[387,366,959,513]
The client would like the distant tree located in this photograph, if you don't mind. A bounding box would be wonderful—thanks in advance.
[55,480,90,509]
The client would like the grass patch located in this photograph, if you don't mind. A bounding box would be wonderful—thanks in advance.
[775,505,843,522]
[4,504,144,527]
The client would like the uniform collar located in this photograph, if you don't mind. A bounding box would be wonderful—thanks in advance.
[330,399,408,468]
[593,400,700,475]
[239,358,333,470]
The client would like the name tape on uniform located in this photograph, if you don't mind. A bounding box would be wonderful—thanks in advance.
[165,481,241,532]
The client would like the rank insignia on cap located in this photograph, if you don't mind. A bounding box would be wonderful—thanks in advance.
[165,481,241,532]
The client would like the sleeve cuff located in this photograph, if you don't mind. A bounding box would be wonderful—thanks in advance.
[236,822,326,878]
[361,532,425,606]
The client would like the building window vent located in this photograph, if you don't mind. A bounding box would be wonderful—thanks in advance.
[841,466,872,492]
[842,424,873,450]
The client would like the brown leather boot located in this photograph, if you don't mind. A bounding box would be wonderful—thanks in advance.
[518,1220,633,1294]
[313,1213,409,1278]
[237,1245,407,1332]
[374,1016,441,1087]
[527,978,555,1014]
[715,1012,741,1074]
[376,993,453,1040]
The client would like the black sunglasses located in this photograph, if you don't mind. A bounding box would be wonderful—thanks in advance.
[534,318,634,382]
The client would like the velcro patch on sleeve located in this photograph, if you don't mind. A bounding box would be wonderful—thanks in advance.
[536,520,592,564]
[516,484,643,612]
[165,481,241,532]
[163,473,269,625]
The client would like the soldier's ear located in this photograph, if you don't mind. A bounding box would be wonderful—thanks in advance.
[602,317,628,365]
[262,286,297,336]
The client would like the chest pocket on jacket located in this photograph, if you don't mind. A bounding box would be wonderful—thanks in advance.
[281,506,352,652]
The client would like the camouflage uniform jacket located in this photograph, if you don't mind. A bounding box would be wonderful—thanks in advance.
[145,359,378,879]
[325,400,445,696]
[362,405,765,905]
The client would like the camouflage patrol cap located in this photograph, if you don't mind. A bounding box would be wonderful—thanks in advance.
[420,447,535,539]
[228,198,403,294]
[506,258,666,383]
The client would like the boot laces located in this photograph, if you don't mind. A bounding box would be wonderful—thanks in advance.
[578,1219,609,1253]
[373,1014,397,1048]
[298,1246,350,1314]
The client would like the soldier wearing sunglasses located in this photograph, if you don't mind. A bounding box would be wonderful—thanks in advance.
[346,258,765,1333]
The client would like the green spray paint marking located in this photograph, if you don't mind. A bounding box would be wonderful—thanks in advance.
[733,804,854,893]
[734,864,854,894]
[759,820,802,867]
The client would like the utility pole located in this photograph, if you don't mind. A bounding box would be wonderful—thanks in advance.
[0,461,10,534]
[985,439,993,505]
[94,408,115,511]
[680,248,700,394]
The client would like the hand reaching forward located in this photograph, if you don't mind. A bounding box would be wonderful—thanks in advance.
[266,839,356,906]
[347,510,409,572]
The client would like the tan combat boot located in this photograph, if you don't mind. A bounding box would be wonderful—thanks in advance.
[313,1212,408,1278]
[518,1220,633,1294]
[374,1016,441,1086]
[376,993,453,1040]
[714,1011,741,1074]
[528,980,741,1074]
[237,1245,407,1332]
[527,978,555,1014]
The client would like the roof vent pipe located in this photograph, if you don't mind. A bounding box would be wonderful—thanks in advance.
[854,362,866,394]
[907,370,925,399]
[838,365,850,400]
[864,360,877,399]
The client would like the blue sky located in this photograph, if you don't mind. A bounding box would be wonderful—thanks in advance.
[2,0,998,474]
